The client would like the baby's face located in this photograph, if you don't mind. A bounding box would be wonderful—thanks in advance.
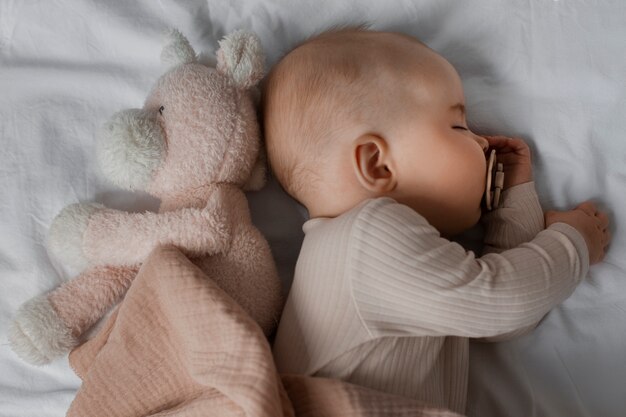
[382,44,489,236]
[268,31,490,237]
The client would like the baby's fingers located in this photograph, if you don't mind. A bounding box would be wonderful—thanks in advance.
[575,201,598,217]
[482,135,508,149]
[483,135,530,153]
[604,229,612,248]
[596,211,609,229]
[483,135,525,146]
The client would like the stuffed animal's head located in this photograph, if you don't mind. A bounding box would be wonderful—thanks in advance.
[97,29,266,200]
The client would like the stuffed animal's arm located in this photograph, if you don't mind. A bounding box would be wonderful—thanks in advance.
[47,202,230,270]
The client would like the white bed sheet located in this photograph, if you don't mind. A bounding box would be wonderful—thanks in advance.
[1,1,624,416]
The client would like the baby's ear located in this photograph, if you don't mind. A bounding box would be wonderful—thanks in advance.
[353,135,397,194]
[216,30,265,89]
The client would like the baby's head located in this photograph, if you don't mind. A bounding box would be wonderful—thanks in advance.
[262,27,490,237]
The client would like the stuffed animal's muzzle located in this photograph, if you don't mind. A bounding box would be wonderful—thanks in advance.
[97,109,166,190]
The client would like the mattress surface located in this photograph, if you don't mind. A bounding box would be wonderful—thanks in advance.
[1,1,624,416]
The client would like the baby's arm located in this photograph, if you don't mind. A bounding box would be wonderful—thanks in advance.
[477,181,545,341]
[348,198,589,339]
[480,135,540,255]
[481,181,544,255]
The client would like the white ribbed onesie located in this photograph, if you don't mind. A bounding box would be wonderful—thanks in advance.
[272,181,589,414]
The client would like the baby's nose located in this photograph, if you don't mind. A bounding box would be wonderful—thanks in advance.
[474,134,489,153]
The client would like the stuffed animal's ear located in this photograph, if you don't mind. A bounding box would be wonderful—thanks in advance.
[216,30,265,89]
[161,28,197,67]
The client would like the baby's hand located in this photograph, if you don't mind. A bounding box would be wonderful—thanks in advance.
[482,135,533,189]
[545,201,611,265]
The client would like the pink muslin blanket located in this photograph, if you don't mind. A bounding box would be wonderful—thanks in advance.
[67,245,463,417]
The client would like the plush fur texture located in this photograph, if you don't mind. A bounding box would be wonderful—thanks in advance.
[97,109,166,191]
[48,265,139,336]
[161,28,197,67]
[243,151,267,191]
[10,29,282,365]
[8,295,77,365]
[217,29,265,89]
[47,202,104,271]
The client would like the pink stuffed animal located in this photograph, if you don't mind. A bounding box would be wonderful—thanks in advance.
[9,29,283,365]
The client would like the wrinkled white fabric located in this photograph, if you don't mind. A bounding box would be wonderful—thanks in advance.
[0,1,624,417]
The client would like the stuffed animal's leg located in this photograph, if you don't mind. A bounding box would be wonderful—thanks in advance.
[48,265,139,339]
[9,265,138,365]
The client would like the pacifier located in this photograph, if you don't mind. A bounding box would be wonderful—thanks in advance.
[484,149,504,211]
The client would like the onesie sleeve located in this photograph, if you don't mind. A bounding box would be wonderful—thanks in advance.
[480,181,545,255]
[347,198,589,339]
[478,181,547,341]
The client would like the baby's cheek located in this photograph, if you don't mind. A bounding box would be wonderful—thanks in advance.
[453,150,485,206]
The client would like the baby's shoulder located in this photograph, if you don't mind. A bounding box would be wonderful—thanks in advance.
[350,197,430,229]
[300,197,435,258]
[331,198,440,261]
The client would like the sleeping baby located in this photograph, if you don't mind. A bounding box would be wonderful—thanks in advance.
[261,27,611,414]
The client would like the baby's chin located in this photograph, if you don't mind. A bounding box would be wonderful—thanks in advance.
[471,205,483,229]
[440,204,483,238]
[469,198,484,228]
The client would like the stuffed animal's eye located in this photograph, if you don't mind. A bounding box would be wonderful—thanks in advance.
[158,106,165,115]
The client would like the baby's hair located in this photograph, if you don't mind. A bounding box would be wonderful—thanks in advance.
[300,22,373,45]
[260,22,374,202]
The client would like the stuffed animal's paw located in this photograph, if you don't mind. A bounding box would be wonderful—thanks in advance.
[8,295,78,365]
[47,203,105,271]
